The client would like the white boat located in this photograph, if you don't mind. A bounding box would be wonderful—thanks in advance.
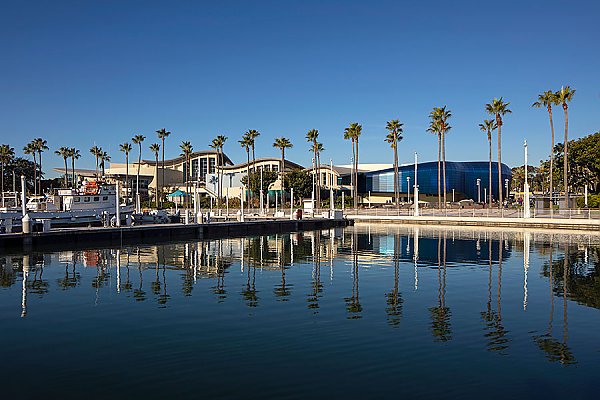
[1,180,134,229]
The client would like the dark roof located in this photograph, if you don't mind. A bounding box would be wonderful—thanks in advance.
[220,157,304,171]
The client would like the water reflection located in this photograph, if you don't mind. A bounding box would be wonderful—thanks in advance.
[3,225,600,367]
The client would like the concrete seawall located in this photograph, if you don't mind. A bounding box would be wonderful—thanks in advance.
[348,214,600,232]
[0,218,351,252]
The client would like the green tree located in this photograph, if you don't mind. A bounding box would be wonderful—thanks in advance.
[179,140,193,209]
[239,133,252,202]
[132,134,146,207]
[429,107,451,207]
[485,97,512,206]
[306,129,321,207]
[285,170,313,200]
[479,119,497,207]
[245,129,260,172]
[533,90,560,204]
[272,137,293,194]
[149,143,161,209]
[120,142,133,204]
[0,144,15,203]
[89,145,102,179]
[23,141,38,195]
[240,171,278,194]
[54,146,71,187]
[69,148,80,188]
[156,128,171,206]
[427,119,443,207]
[33,138,48,194]
[209,134,228,208]
[385,120,403,207]
[555,86,576,202]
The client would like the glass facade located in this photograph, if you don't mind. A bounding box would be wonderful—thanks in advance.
[365,161,512,201]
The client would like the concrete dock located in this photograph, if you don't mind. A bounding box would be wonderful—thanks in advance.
[348,214,600,231]
[0,218,351,252]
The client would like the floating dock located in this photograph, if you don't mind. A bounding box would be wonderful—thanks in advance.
[0,218,351,252]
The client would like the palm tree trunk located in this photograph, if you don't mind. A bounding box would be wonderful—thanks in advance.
[393,142,398,207]
[442,130,447,207]
[351,139,356,209]
[32,153,37,196]
[497,122,503,207]
[155,156,159,209]
[1,163,4,204]
[355,138,359,208]
[246,150,250,205]
[136,144,141,207]
[161,139,165,208]
[548,108,555,212]
[488,137,492,208]
[125,154,129,205]
[437,134,441,208]
[63,157,68,187]
[38,152,43,195]
[71,157,75,188]
[563,107,569,205]
[280,149,285,193]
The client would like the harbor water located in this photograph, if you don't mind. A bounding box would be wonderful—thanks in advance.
[1,225,599,399]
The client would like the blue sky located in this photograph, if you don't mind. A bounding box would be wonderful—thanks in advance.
[1,0,599,176]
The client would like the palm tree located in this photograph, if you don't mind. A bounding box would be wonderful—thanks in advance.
[239,134,252,203]
[69,148,80,188]
[156,128,171,206]
[385,120,403,208]
[210,135,228,209]
[272,137,293,197]
[555,86,576,204]
[349,123,362,208]
[306,129,321,207]
[120,142,133,204]
[427,119,443,207]
[533,91,560,207]
[0,144,15,205]
[344,126,356,208]
[179,140,193,209]
[132,134,146,209]
[245,129,260,172]
[429,107,451,207]
[100,151,110,177]
[89,145,102,179]
[33,138,48,195]
[149,143,161,209]
[24,142,38,195]
[485,98,511,207]
[479,120,497,208]
[54,146,71,187]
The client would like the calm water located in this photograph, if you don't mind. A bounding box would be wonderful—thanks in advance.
[1,225,600,399]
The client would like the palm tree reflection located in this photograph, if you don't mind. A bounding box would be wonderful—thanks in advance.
[307,233,323,312]
[241,239,258,307]
[481,236,509,353]
[345,230,362,319]
[385,233,403,327]
[534,240,576,365]
[274,234,291,301]
[429,233,451,341]
[133,248,146,302]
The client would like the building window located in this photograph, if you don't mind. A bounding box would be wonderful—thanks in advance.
[272,165,278,172]
[200,158,208,179]
[103,196,108,201]
[94,197,99,201]
[74,197,80,203]
[209,158,216,174]
[191,159,199,179]
[84,197,90,202]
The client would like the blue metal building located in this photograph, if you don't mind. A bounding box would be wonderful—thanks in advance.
[364,161,512,201]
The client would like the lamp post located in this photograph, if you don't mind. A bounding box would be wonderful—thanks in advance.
[504,178,509,203]
[414,152,419,217]
[407,176,411,204]
[524,139,530,218]
[484,188,487,204]
[452,188,455,203]
[477,178,481,203]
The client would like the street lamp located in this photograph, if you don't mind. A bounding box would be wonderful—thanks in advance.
[452,188,455,203]
[505,178,509,201]
[476,178,481,203]
[407,176,411,204]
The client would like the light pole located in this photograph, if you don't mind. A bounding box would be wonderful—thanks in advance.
[414,152,419,217]
[452,188,455,203]
[407,176,411,204]
[524,140,530,218]
[477,178,481,203]
[484,188,487,204]
[504,178,509,203]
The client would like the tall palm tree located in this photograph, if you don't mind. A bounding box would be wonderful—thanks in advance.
[479,120,497,207]
[532,91,560,207]
[343,123,362,208]
[24,142,38,195]
[156,128,171,206]
[245,129,260,172]
[69,148,80,188]
[149,143,161,209]
[120,142,133,204]
[0,144,15,204]
[100,151,110,177]
[429,107,451,207]
[385,120,403,208]
[179,140,193,209]
[239,134,252,203]
[344,126,356,208]
[54,146,71,187]
[272,137,293,196]
[89,145,102,179]
[33,138,48,195]
[485,98,511,207]
[210,135,228,208]
[131,134,146,208]
[555,86,576,204]
[306,129,321,207]
[427,120,443,207]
